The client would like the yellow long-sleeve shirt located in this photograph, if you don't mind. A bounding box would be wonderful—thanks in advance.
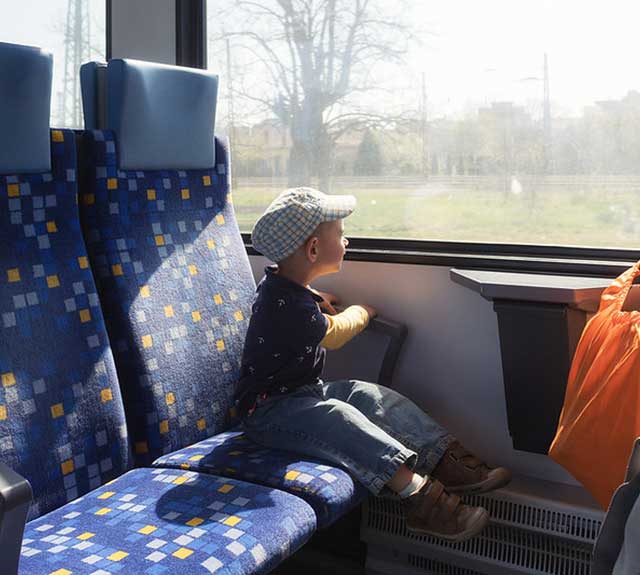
[320,305,371,350]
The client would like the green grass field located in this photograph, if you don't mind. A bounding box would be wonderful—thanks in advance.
[231,176,640,249]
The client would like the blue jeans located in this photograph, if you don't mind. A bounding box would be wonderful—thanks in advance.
[242,379,454,495]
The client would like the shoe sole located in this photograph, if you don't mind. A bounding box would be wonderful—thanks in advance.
[446,467,512,496]
[406,507,489,543]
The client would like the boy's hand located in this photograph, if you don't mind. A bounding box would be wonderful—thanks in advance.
[360,304,378,319]
[316,291,339,315]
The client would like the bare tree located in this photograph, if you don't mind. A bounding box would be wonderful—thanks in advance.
[212,0,414,191]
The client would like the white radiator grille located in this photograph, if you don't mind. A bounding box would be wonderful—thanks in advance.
[362,485,603,575]
[463,492,601,544]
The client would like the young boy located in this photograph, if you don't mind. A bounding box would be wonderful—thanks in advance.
[234,187,511,542]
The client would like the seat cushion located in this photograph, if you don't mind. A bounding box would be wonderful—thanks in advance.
[20,467,316,575]
[152,429,368,528]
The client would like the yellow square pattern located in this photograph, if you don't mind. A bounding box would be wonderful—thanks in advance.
[188,264,198,275]
[213,294,223,305]
[77,532,95,540]
[0,405,6,421]
[79,309,91,323]
[165,392,175,405]
[159,420,169,434]
[181,188,190,199]
[46,221,58,233]
[112,264,123,276]
[142,335,153,348]
[107,178,118,190]
[147,188,156,200]
[192,311,201,322]
[7,183,20,197]
[140,285,151,298]
[61,459,74,475]
[218,484,234,494]
[101,388,113,403]
[135,442,149,454]
[50,570,72,575]
[2,372,16,387]
[216,340,225,351]
[78,256,89,269]
[95,507,112,515]
[173,475,190,485]
[207,239,216,249]
[189,455,205,461]
[84,193,95,205]
[46,275,60,288]
[173,548,194,559]
[223,515,241,526]
[107,551,129,561]
[186,517,204,527]
[197,418,206,431]
[216,214,225,225]
[155,235,165,246]
[285,470,301,481]
[139,525,158,535]
[98,491,115,500]
[203,175,211,186]
[234,310,244,321]
[52,130,64,142]
[164,305,174,317]
[51,403,64,418]
[7,268,20,282]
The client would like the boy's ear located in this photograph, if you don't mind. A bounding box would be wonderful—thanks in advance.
[305,236,320,263]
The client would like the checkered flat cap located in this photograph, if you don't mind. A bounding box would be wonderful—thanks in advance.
[251,187,356,262]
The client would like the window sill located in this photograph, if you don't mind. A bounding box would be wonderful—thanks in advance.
[243,233,638,277]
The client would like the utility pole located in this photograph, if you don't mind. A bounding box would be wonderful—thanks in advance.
[225,38,237,188]
[62,0,91,127]
[421,72,429,178]
[543,53,552,174]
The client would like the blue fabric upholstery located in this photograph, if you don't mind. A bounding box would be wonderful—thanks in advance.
[0,130,130,520]
[19,467,316,575]
[104,59,218,170]
[79,131,256,465]
[153,429,368,527]
[0,42,53,174]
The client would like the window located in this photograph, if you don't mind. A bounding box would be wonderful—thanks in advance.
[207,0,640,250]
[1,0,106,129]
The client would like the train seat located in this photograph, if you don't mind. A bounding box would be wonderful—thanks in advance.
[78,58,366,528]
[0,41,316,575]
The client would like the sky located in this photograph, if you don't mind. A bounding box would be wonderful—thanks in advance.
[2,0,640,125]
[402,0,640,118]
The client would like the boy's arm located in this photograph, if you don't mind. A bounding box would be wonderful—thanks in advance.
[320,305,371,350]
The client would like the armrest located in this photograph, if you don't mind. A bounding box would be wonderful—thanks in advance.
[323,314,407,388]
[592,438,640,575]
[364,316,408,387]
[0,462,33,575]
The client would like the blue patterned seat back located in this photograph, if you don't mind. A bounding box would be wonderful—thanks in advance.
[0,130,131,520]
[79,132,256,465]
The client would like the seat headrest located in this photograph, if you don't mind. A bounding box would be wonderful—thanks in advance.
[0,42,53,174]
[81,58,218,171]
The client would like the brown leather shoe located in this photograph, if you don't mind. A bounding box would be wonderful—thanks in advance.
[431,441,512,495]
[404,477,488,542]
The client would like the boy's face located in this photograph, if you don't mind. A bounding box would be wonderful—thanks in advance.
[313,219,349,275]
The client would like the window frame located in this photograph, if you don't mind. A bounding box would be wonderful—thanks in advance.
[242,233,638,276]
